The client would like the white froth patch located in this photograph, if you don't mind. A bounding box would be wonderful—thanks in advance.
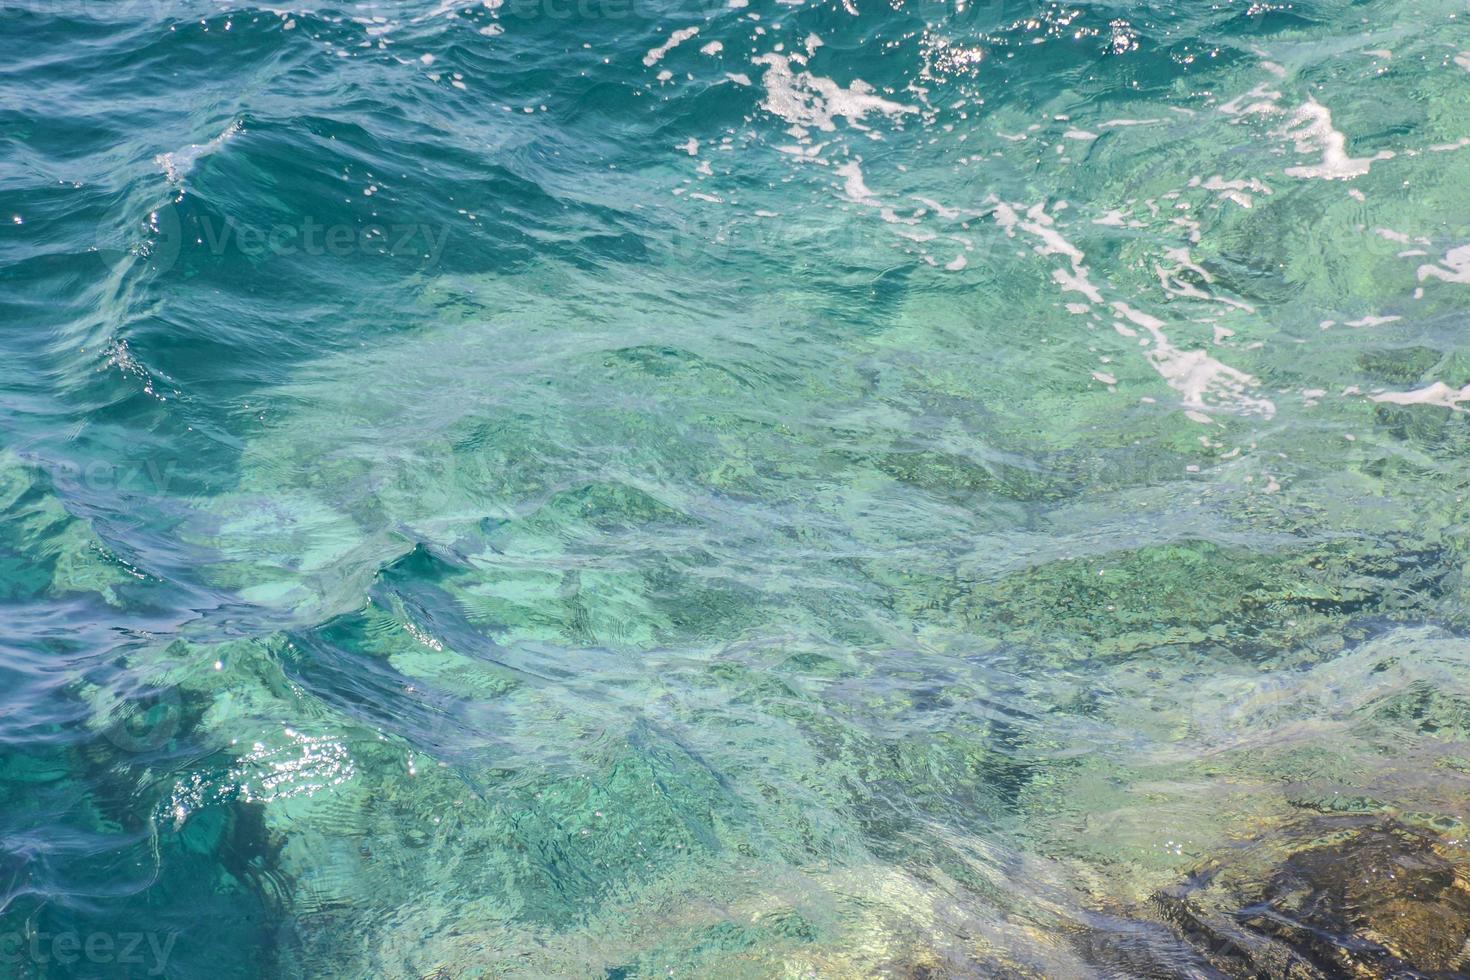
[1417,245,1470,284]
[752,52,917,133]
[993,197,1273,420]
[1156,247,1254,312]
[644,27,699,67]
[1280,100,1393,179]
[833,160,874,202]
[1191,174,1272,209]
[156,120,242,184]
[1052,266,1103,304]
[911,195,978,220]
[1219,83,1282,117]
[1113,301,1275,419]
[700,41,724,56]
[1092,209,1131,227]
[1372,382,1470,410]
[1009,202,1084,265]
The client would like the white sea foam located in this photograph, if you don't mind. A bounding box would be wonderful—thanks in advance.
[1113,301,1275,419]
[644,27,699,67]
[1371,382,1470,409]
[994,198,1273,420]
[1192,175,1272,209]
[1417,245,1470,284]
[833,160,874,202]
[1280,99,1393,180]
[753,52,917,133]
[156,120,242,184]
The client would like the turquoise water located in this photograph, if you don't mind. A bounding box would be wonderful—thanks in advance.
[4,0,1470,975]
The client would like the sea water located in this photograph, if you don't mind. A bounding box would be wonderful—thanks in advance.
[2,0,1470,975]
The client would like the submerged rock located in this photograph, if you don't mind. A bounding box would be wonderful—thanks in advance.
[1152,819,1470,978]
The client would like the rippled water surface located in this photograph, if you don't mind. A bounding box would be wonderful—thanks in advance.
[4,0,1470,975]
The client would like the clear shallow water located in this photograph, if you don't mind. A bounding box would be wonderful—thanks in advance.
[3,0,1470,975]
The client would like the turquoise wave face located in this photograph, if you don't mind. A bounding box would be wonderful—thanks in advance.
[4,0,1470,975]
